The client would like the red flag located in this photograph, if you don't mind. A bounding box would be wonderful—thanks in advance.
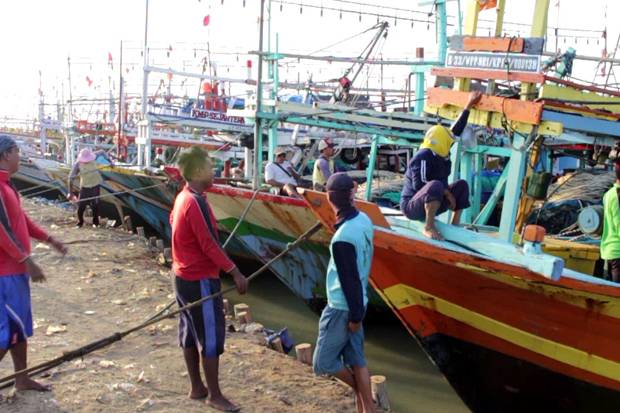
[203,15,210,26]
[108,52,113,69]
[86,76,93,87]
[478,0,497,9]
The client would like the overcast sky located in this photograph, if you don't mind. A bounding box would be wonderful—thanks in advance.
[0,0,617,123]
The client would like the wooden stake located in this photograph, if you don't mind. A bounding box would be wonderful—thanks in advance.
[148,236,157,249]
[371,375,390,411]
[163,247,172,263]
[222,299,231,315]
[123,215,133,232]
[270,337,285,353]
[233,303,250,320]
[236,311,251,324]
[136,226,145,239]
[294,343,313,365]
[155,239,165,252]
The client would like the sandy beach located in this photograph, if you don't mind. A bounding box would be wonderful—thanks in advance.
[0,199,358,413]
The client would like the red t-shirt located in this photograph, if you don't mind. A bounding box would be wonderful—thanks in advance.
[170,185,235,281]
[0,169,49,276]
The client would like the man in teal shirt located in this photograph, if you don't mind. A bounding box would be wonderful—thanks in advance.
[312,173,376,413]
[601,162,620,282]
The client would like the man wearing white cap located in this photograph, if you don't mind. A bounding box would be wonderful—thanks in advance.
[68,149,109,228]
[313,139,336,192]
[265,147,301,197]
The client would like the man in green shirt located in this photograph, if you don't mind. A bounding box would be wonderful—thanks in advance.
[601,162,620,282]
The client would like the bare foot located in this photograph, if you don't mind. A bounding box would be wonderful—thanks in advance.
[189,385,209,400]
[14,377,51,392]
[423,226,444,241]
[207,395,240,412]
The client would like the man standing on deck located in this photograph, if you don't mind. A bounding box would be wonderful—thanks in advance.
[0,135,67,392]
[265,147,301,197]
[313,138,336,191]
[601,161,620,283]
[313,173,376,413]
[170,146,248,412]
[400,91,482,240]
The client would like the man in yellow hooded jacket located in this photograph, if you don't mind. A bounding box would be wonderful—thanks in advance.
[400,91,481,240]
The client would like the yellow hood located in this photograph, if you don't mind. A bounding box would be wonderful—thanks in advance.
[420,125,454,158]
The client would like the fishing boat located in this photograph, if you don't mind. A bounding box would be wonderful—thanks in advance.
[292,0,620,410]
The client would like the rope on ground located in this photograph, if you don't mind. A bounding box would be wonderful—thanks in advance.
[0,221,323,389]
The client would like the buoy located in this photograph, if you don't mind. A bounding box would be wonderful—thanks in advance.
[578,205,604,236]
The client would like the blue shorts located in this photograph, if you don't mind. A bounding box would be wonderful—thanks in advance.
[0,274,33,350]
[175,277,225,358]
[313,305,366,375]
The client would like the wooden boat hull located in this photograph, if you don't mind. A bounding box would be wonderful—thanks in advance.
[300,190,620,412]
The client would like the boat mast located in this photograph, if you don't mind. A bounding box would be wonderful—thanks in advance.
[139,0,151,167]
[117,40,124,161]
[253,0,266,190]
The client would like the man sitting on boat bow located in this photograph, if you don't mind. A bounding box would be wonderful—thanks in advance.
[265,147,301,197]
[400,91,482,240]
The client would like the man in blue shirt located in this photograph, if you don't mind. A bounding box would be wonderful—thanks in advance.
[400,91,482,240]
[313,173,376,413]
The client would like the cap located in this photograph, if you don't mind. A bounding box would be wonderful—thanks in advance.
[0,135,17,155]
[318,139,335,152]
[326,172,354,192]
[275,147,288,156]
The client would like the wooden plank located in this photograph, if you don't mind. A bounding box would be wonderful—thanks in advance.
[432,67,545,84]
[541,100,620,121]
[544,76,620,98]
[539,84,620,115]
[542,110,620,137]
[424,104,563,136]
[463,36,524,53]
[427,87,543,124]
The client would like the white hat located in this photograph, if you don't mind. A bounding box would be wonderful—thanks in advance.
[318,139,335,152]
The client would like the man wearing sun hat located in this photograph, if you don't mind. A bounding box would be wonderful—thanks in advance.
[68,148,105,228]
[312,138,336,191]
[400,91,482,240]
[264,147,301,197]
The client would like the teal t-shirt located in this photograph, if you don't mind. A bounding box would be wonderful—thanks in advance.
[326,212,374,311]
[601,183,620,260]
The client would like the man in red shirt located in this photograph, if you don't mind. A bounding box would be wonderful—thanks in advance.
[170,146,248,412]
[0,135,67,391]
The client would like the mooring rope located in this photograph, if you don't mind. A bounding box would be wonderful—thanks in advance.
[0,221,323,389]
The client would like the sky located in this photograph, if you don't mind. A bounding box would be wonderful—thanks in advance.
[0,0,618,125]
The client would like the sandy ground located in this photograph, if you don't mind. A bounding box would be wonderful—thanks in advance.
[0,199,357,413]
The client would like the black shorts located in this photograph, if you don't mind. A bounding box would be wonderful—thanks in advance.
[608,259,620,282]
[174,277,225,357]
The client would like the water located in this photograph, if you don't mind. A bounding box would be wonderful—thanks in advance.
[224,269,469,413]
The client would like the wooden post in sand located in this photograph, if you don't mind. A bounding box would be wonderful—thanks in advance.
[148,236,157,250]
[123,215,133,232]
[136,226,146,239]
[371,375,390,411]
[155,239,165,252]
[163,247,172,263]
[236,311,251,324]
[270,337,285,353]
[222,299,231,315]
[294,343,313,365]
[233,303,250,321]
